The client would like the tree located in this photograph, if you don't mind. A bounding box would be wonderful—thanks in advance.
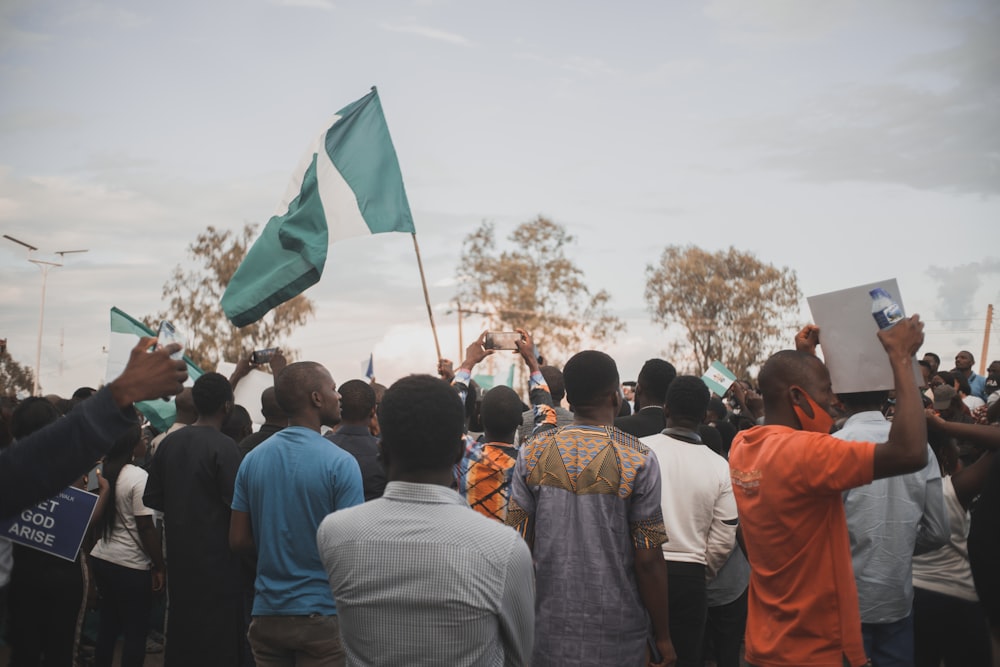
[644,245,801,380]
[0,341,35,397]
[455,217,625,367]
[148,224,315,371]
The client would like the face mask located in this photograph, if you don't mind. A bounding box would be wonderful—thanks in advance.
[790,385,834,434]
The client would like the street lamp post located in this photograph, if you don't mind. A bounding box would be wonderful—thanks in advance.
[4,235,88,395]
[28,258,62,396]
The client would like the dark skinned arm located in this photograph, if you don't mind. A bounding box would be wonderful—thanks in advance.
[136,515,166,592]
[634,547,677,666]
[229,509,257,569]
[928,415,1000,509]
[953,452,996,510]
[872,316,928,479]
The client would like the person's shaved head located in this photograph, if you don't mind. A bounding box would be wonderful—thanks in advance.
[758,350,829,412]
[274,362,328,415]
[259,386,286,421]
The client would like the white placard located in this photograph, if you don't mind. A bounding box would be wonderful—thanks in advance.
[806,279,923,394]
[216,362,274,427]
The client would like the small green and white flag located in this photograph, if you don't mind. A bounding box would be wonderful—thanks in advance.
[222,87,415,327]
[107,307,203,433]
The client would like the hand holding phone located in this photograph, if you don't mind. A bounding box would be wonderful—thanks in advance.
[156,321,185,361]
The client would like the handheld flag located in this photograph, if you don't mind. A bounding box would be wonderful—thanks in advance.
[107,307,204,432]
[364,354,375,382]
[222,87,415,327]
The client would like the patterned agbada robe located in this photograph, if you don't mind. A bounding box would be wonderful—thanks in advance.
[506,378,668,667]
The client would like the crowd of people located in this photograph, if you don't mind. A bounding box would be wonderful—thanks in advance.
[1,321,999,667]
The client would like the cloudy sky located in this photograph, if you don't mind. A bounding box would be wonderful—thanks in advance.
[1,0,998,396]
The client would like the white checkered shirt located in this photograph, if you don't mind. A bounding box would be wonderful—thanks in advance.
[317,481,534,666]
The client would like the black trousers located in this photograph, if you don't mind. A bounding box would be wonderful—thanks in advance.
[704,587,747,667]
[666,560,707,667]
[7,548,84,667]
[913,586,991,667]
[90,556,153,667]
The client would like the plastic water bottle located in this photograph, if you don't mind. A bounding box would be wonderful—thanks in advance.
[870,288,904,330]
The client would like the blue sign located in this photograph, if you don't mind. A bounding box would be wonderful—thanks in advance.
[0,487,99,561]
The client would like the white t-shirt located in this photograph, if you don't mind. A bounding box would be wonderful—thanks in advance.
[90,464,154,571]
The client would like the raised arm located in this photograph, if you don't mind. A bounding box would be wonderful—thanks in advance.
[872,316,928,479]
[1,337,187,519]
[514,329,556,437]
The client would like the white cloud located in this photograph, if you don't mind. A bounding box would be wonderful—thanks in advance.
[512,52,616,77]
[723,11,1000,195]
[269,0,335,10]
[380,22,472,46]
[0,0,50,52]
[927,259,1000,333]
[61,1,151,30]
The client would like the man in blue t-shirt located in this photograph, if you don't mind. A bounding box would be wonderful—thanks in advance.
[230,362,363,666]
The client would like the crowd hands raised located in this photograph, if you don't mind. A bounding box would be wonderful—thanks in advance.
[1,318,1000,667]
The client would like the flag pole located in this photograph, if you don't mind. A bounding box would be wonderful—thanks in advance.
[411,233,442,360]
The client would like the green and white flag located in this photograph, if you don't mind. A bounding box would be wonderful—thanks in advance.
[106,307,203,433]
[222,87,415,327]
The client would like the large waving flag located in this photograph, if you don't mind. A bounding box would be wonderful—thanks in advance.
[222,87,415,327]
[106,307,204,433]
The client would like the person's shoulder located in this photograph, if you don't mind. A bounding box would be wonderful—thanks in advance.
[445,504,527,555]
[317,498,378,537]
[121,463,149,486]
[639,432,670,450]
[608,424,651,455]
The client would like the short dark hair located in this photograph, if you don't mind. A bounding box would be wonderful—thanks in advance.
[637,359,677,404]
[918,360,932,371]
[935,370,956,388]
[71,387,97,400]
[955,375,972,397]
[923,352,941,366]
[665,375,710,422]
[378,375,465,472]
[540,366,566,403]
[222,404,253,442]
[192,372,234,417]
[274,362,326,415]
[11,397,60,439]
[260,386,285,420]
[339,380,376,422]
[706,397,727,421]
[564,351,619,409]
[481,386,524,435]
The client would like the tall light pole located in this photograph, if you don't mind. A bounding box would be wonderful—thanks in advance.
[4,235,88,395]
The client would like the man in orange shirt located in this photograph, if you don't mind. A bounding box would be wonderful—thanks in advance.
[729,317,928,667]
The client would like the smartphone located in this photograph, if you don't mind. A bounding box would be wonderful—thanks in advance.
[156,320,185,361]
[485,331,522,350]
[87,464,101,492]
[251,348,278,365]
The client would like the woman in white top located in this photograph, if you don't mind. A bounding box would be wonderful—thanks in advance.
[89,425,166,667]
